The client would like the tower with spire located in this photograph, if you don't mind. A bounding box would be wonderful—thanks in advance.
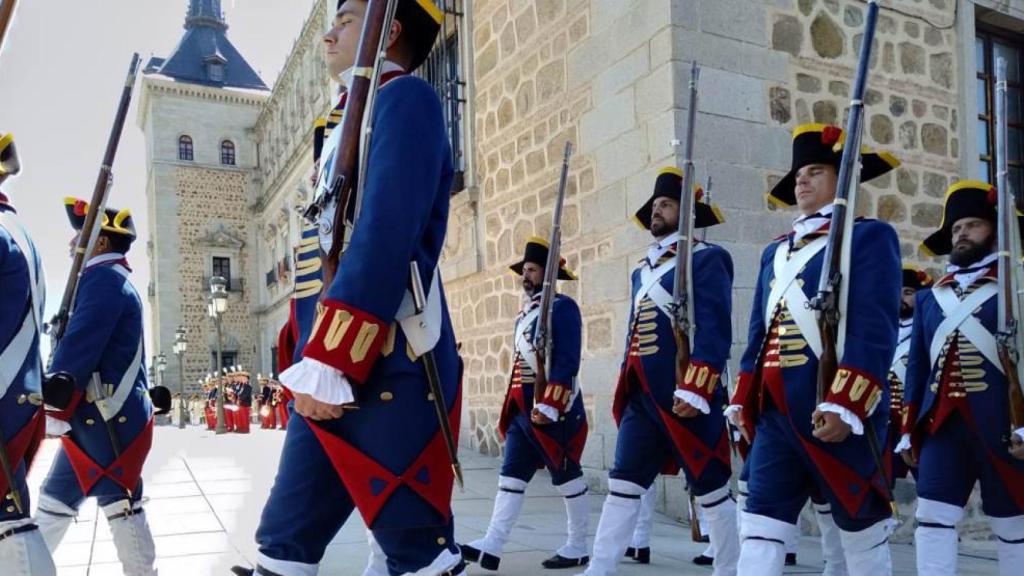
[137,0,270,395]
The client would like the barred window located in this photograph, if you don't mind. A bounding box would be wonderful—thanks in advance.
[178,135,194,161]
[977,29,1024,193]
[416,0,468,194]
[221,140,236,165]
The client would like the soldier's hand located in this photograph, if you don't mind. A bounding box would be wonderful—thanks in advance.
[811,410,852,443]
[900,449,918,468]
[530,408,553,425]
[672,397,700,419]
[1010,433,1024,461]
[293,392,344,421]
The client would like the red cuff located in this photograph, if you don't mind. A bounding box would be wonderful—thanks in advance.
[731,371,755,407]
[302,299,388,383]
[539,381,573,413]
[825,365,884,423]
[678,360,722,402]
[900,403,917,436]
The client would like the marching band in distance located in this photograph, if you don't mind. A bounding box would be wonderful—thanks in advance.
[3,0,1024,575]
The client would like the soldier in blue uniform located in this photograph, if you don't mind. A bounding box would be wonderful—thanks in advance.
[460,238,589,571]
[887,264,932,482]
[730,124,901,576]
[0,133,57,575]
[36,197,163,576]
[898,181,1024,575]
[235,1,465,575]
[583,168,738,576]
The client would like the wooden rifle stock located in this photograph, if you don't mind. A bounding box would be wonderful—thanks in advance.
[48,53,141,348]
[0,0,17,56]
[321,0,397,290]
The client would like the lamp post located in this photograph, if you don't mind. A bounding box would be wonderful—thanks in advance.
[173,325,188,429]
[156,352,167,390]
[209,276,229,434]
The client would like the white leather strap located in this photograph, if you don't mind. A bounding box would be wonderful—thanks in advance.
[889,336,912,385]
[395,266,443,358]
[929,284,1001,374]
[0,213,45,400]
[766,237,827,358]
[93,339,145,421]
[514,306,541,374]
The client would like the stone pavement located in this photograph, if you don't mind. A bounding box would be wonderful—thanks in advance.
[26,425,999,575]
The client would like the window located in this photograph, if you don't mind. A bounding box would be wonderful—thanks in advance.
[977,30,1024,193]
[212,351,237,372]
[415,0,467,194]
[212,256,231,290]
[178,135,194,161]
[208,62,224,83]
[221,140,236,165]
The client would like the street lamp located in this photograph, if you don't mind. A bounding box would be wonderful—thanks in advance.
[156,352,167,389]
[173,325,188,429]
[209,276,229,434]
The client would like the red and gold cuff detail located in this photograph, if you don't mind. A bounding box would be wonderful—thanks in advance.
[826,366,884,422]
[678,360,721,403]
[302,300,389,383]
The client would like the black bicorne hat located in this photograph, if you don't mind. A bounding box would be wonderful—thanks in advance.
[633,167,725,231]
[337,0,442,72]
[63,197,138,241]
[509,236,576,281]
[768,123,900,207]
[920,180,1024,256]
[901,264,933,291]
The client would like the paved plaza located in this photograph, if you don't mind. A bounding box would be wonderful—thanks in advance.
[25,425,999,575]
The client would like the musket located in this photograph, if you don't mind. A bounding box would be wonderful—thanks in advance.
[671,62,700,405]
[0,0,17,56]
[993,57,1024,445]
[47,53,141,347]
[409,261,464,490]
[532,141,574,406]
[700,175,712,242]
[311,0,399,289]
[808,0,897,520]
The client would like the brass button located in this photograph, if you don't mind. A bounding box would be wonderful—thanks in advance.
[5,492,12,500]
[5,505,14,513]
[17,395,26,405]
[118,416,128,424]
[436,537,447,545]
[427,393,435,402]
[777,327,787,335]
[86,419,95,426]
[380,392,394,402]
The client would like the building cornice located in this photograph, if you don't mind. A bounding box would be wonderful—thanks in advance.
[137,76,268,128]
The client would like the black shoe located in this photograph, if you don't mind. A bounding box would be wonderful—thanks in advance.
[625,546,651,564]
[230,568,253,576]
[692,554,714,566]
[459,544,500,570]
[541,554,589,569]
[785,552,797,566]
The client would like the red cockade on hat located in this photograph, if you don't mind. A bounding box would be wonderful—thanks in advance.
[987,186,999,206]
[821,126,842,146]
[74,199,88,216]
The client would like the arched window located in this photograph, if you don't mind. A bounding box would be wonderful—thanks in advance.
[220,140,236,166]
[178,135,194,161]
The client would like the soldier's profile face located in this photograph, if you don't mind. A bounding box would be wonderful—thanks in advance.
[650,197,679,237]
[949,216,995,266]
[794,163,837,215]
[900,287,917,317]
[521,262,543,292]
[325,2,366,78]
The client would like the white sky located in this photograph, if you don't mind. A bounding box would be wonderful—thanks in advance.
[0,0,318,359]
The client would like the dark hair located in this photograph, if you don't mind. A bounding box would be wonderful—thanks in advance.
[102,231,134,255]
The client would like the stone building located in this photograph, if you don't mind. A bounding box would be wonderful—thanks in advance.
[144,0,1020,535]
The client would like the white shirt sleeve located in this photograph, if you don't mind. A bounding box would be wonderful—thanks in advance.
[817,402,864,436]
[535,403,560,422]
[673,389,711,415]
[279,357,355,406]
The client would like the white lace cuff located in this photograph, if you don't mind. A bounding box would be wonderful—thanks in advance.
[46,415,71,437]
[280,357,355,406]
[673,390,711,415]
[817,402,864,436]
[1014,428,1024,444]
[724,404,742,426]
[535,404,560,421]
[894,433,911,454]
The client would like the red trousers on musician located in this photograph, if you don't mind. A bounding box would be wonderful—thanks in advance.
[205,406,216,430]
[276,403,289,430]
[262,406,277,429]
[236,407,251,433]
[224,408,236,432]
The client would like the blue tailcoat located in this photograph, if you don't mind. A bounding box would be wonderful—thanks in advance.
[0,205,46,519]
[733,220,900,517]
[48,256,152,497]
[902,270,1024,510]
[613,241,734,479]
[290,76,460,531]
[498,293,587,471]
